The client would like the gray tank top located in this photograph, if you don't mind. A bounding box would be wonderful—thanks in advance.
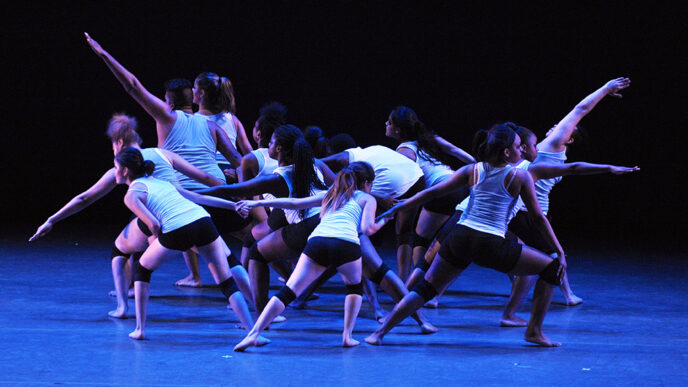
[140,148,178,183]
[531,149,567,215]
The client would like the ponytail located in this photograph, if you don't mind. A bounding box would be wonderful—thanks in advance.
[195,72,237,114]
[389,106,452,166]
[472,124,516,164]
[115,147,156,179]
[320,161,375,215]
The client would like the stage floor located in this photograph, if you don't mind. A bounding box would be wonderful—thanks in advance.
[2,227,686,385]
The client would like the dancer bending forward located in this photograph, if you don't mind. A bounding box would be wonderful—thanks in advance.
[234,161,388,351]
[366,124,566,347]
[114,147,259,341]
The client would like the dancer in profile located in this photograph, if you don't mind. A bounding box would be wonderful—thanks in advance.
[113,147,259,341]
[234,162,389,351]
[366,124,566,347]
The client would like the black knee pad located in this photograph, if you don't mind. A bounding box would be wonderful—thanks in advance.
[111,243,130,260]
[396,231,414,246]
[414,259,431,272]
[227,253,241,268]
[134,261,153,283]
[345,282,363,296]
[368,263,390,285]
[412,232,432,249]
[242,232,256,248]
[248,243,267,263]
[132,251,143,262]
[539,258,564,286]
[412,279,438,302]
[275,286,297,306]
[219,277,239,298]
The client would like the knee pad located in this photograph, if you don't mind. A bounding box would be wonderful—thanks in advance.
[368,263,390,285]
[111,243,130,260]
[275,286,297,306]
[248,243,267,263]
[345,282,363,296]
[242,232,256,248]
[227,253,241,268]
[219,277,239,298]
[414,258,430,272]
[412,279,438,302]
[134,261,153,283]
[396,231,414,246]
[539,258,564,286]
[412,232,432,249]
[132,251,143,262]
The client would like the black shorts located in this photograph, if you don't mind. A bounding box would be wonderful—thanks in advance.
[303,237,361,267]
[281,215,321,252]
[267,208,288,231]
[136,218,153,237]
[508,211,555,254]
[438,224,522,273]
[423,185,470,215]
[203,205,250,234]
[158,217,219,251]
[397,177,426,199]
[434,210,463,244]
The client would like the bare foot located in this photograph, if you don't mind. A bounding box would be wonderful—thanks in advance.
[128,329,145,340]
[524,331,561,347]
[375,310,386,324]
[174,275,202,287]
[343,336,360,347]
[564,294,583,306]
[364,333,383,346]
[108,307,127,319]
[500,316,528,327]
[272,315,287,323]
[423,297,439,309]
[234,334,271,352]
[420,322,438,334]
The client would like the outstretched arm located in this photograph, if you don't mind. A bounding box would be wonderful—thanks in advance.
[315,159,336,185]
[84,33,175,141]
[237,191,326,214]
[175,187,237,211]
[320,151,350,172]
[539,77,631,153]
[435,135,476,164]
[29,169,118,241]
[162,149,224,187]
[529,161,640,181]
[195,174,288,199]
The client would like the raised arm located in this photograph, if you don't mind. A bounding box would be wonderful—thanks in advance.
[30,169,118,241]
[161,149,224,187]
[529,161,640,181]
[515,170,566,267]
[320,151,350,172]
[435,135,476,164]
[123,185,161,237]
[539,77,631,153]
[196,174,288,199]
[84,33,175,141]
[233,116,254,155]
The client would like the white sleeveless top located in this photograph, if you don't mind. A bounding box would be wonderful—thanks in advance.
[529,149,567,215]
[196,112,238,165]
[397,141,453,186]
[273,165,327,224]
[458,163,518,237]
[128,176,209,233]
[346,146,423,198]
[251,148,279,178]
[309,191,366,245]
[140,148,178,183]
[162,111,226,190]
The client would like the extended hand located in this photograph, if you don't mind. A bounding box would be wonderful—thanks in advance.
[610,165,640,175]
[604,77,631,98]
[84,32,105,56]
[236,200,257,218]
[29,221,53,242]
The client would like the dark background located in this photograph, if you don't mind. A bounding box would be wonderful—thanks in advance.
[3,2,685,252]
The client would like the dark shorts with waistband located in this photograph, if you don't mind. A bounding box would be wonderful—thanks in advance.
[438,224,522,273]
[267,208,288,231]
[281,215,321,252]
[303,237,361,268]
[508,211,555,254]
[158,217,219,251]
[202,205,250,234]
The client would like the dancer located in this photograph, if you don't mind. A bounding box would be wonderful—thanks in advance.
[114,147,259,341]
[366,124,566,347]
[29,114,225,318]
[234,162,389,351]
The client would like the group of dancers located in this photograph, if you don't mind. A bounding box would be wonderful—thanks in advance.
[30,33,638,351]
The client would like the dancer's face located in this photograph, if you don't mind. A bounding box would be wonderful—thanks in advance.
[385,115,399,139]
[505,136,522,164]
[113,160,127,184]
[192,80,202,105]
[520,134,538,162]
[252,120,261,144]
[267,134,279,160]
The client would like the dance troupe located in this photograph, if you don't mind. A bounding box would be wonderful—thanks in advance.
[30,34,638,351]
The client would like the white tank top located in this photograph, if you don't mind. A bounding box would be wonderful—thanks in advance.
[251,148,279,178]
[309,191,366,245]
[273,165,326,224]
[140,148,178,183]
[162,111,226,190]
[196,112,238,165]
[529,149,567,215]
[397,141,453,186]
[128,176,209,233]
[458,163,518,237]
[346,146,423,198]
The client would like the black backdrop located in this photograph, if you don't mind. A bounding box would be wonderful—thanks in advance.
[3,2,685,251]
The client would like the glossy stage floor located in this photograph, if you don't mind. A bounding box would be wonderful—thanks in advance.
[2,226,686,385]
